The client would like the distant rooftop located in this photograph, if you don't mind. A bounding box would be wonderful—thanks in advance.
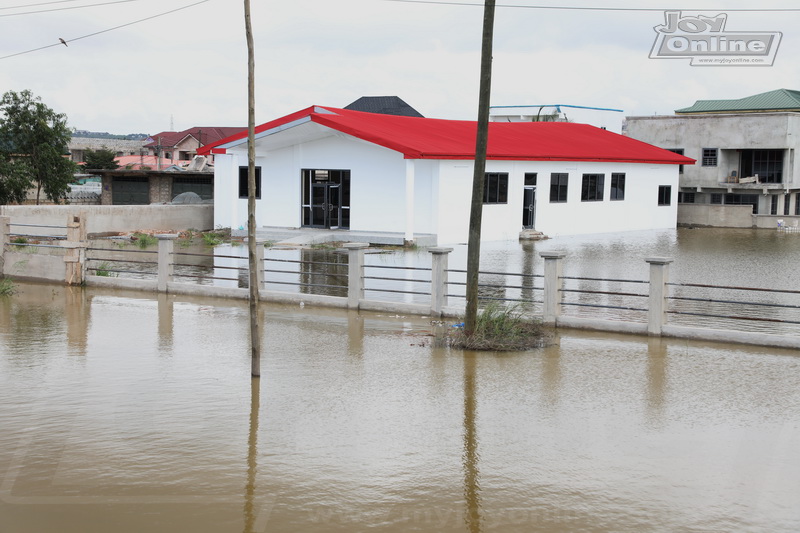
[676,89,800,114]
[344,96,424,118]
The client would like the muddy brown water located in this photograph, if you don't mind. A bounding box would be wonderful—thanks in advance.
[1,281,799,532]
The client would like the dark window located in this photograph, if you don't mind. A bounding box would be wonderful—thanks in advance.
[581,174,604,202]
[710,193,723,205]
[771,195,779,215]
[785,195,791,216]
[723,193,759,214]
[678,192,695,203]
[610,173,625,201]
[483,172,508,204]
[796,194,800,216]
[658,185,672,206]
[667,149,685,174]
[524,173,537,186]
[550,173,568,203]
[238,166,261,199]
[702,148,718,167]
[740,149,784,184]
[173,176,213,200]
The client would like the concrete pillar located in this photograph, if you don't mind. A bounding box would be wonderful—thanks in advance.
[64,212,87,285]
[540,251,566,325]
[343,242,369,309]
[646,257,673,336]
[156,234,179,292]
[0,216,9,274]
[429,247,453,316]
[404,159,415,245]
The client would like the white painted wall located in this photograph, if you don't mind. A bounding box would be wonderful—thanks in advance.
[434,160,679,244]
[214,129,680,243]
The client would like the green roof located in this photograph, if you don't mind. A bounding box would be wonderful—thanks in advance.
[675,89,800,114]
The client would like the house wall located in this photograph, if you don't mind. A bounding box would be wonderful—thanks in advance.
[215,135,423,234]
[215,133,680,243]
[626,113,800,188]
[435,160,679,244]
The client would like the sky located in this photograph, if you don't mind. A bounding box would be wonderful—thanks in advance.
[2,0,800,135]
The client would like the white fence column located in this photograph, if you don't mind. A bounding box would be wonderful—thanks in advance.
[157,234,178,292]
[646,257,673,336]
[63,212,86,285]
[344,243,369,309]
[540,251,566,325]
[429,247,452,316]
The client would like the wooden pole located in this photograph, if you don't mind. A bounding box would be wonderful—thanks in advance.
[464,0,496,335]
[244,0,261,377]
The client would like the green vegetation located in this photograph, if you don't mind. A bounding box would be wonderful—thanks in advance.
[11,236,27,245]
[201,232,224,246]
[447,302,546,351]
[82,148,119,170]
[94,261,116,277]
[132,233,157,249]
[263,240,276,248]
[0,89,76,205]
[0,276,15,296]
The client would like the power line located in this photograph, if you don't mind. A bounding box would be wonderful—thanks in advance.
[0,0,211,60]
[383,0,800,12]
[0,0,139,18]
[0,0,82,10]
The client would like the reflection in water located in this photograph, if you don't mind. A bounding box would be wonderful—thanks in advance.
[243,377,260,533]
[347,310,364,356]
[157,293,174,352]
[463,354,482,533]
[646,337,667,424]
[2,283,800,532]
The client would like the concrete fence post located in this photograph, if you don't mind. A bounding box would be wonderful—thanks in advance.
[646,257,673,336]
[429,247,453,316]
[156,234,179,292]
[343,242,369,309]
[540,251,566,325]
[64,212,87,285]
[0,216,9,274]
[254,241,264,290]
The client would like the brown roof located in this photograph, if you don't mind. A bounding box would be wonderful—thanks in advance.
[145,127,244,148]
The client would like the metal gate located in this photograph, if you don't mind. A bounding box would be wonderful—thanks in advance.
[112,177,150,205]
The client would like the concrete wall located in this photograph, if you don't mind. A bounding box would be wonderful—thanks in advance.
[2,249,65,282]
[677,204,754,228]
[626,113,800,188]
[0,205,213,236]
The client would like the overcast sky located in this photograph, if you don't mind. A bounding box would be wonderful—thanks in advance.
[2,0,799,135]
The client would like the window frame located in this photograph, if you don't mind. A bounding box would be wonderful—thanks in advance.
[657,185,672,206]
[483,172,509,204]
[580,173,605,202]
[701,148,718,167]
[549,173,569,203]
[238,166,262,199]
[610,173,626,201]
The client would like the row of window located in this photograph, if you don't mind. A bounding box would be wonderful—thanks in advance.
[240,167,671,207]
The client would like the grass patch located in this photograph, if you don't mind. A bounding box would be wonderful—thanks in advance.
[11,236,27,247]
[447,302,546,351]
[0,276,15,296]
[132,233,158,249]
[94,261,117,277]
[263,240,276,248]
[202,232,224,246]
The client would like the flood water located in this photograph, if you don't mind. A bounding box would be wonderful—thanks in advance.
[2,282,799,532]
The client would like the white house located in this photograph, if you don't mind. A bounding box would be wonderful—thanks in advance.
[199,105,692,244]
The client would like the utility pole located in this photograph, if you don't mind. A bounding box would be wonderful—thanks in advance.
[464,0,496,334]
[244,0,261,377]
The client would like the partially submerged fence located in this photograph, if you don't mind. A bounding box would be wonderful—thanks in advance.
[2,215,799,349]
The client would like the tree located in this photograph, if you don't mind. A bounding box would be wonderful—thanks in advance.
[0,90,76,205]
[83,148,119,170]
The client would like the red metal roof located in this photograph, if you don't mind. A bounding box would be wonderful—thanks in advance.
[146,127,244,148]
[198,106,694,165]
